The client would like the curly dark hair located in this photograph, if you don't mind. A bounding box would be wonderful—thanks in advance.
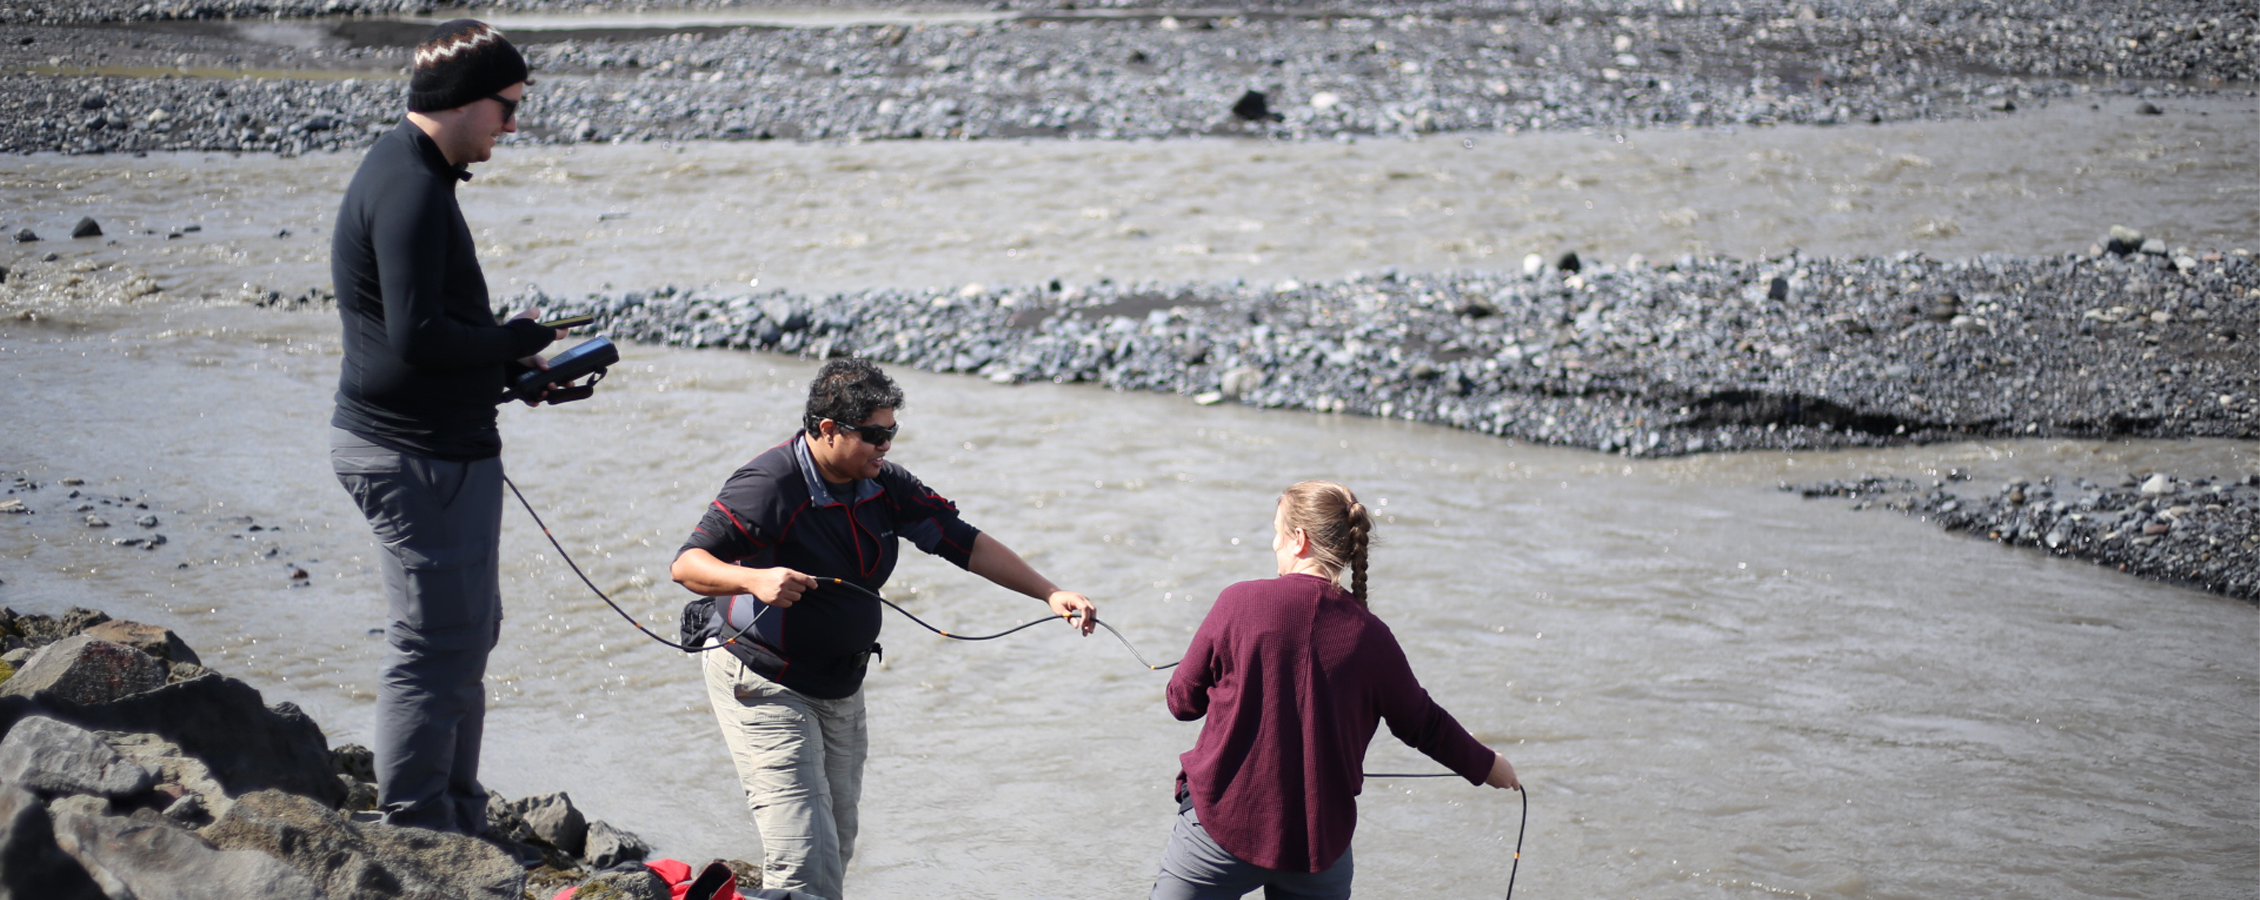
[802,358,905,435]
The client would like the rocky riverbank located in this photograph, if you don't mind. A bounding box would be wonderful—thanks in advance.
[1784,471,2260,602]
[1,1,2250,154]
[532,238,2256,455]
[0,605,758,899]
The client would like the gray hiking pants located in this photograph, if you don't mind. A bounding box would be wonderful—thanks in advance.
[703,649,868,900]
[1150,804,1355,900]
[331,427,504,834]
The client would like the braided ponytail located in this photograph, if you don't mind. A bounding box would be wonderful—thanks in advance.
[1344,500,1372,606]
[1280,481,1377,608]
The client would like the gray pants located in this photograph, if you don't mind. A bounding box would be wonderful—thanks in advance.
[331,427,504,834]
[1151,805,1354,900]
[702,649,868,900]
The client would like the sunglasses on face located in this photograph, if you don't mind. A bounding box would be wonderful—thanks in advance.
[487,93,519,124]
[830,420,898,445]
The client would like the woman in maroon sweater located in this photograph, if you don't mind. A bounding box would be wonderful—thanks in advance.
[1152,480,1522,899]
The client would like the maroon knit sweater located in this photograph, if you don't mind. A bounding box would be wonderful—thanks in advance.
[1166,573,1496,872]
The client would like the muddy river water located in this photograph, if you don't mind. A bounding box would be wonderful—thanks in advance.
[1,96,2255,898]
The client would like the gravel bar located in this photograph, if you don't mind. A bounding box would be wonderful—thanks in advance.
[516,240,2257,457]
[3,2,2252,155]
[1785,471,2260,602]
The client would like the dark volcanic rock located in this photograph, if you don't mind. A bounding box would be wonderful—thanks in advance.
[38,672,347,808]
[70,217,101,239]
[1229,89,1277,122]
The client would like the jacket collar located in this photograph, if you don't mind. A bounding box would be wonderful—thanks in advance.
[791,433,881,507]
[399,119,473,183]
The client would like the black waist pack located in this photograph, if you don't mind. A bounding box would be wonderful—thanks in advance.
[679,596,796,679]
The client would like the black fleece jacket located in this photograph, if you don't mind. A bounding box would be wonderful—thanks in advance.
[330,120,553,461]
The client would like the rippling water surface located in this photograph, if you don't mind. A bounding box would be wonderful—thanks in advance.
[2,94,2251,301]
[1,103,2255,898]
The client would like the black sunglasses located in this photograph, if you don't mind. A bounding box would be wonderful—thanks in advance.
[487,93,519,124]
[829,420,898,445]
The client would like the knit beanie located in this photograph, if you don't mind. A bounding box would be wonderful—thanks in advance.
[407,19,528,113]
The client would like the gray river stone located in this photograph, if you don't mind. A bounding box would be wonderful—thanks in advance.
[103,731,233,824]
[571,866,671,900]
[0,715,152,798]
[582,819,651,870]
[51,806,318,900]
[201,789,525,900]
[512,791,589,858]
[0,783,104,899]
[80,619,201,667]
[0,636,167,706]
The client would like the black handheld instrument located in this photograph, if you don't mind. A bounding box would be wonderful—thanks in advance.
[508,336,618,404]
[538,313,598,330]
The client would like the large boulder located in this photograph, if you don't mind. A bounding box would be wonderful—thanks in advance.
[50,806,319,900]
[202,789,524,900]
[0,715,152,797]
[0,784,105,899]
[81,620,202,667]
[0,635,167,706]
[37,672,345,807]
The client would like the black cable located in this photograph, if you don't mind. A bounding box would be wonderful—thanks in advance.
[1507,785,1526,899]
[505,476,761,653]
[814,577,1179,669]
[1359,777,1526,898]
[509,478,1523,896]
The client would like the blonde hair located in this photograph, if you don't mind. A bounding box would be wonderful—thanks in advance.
[1280,480,1375,605]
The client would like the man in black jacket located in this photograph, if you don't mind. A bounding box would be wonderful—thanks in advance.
[328,19,562,835]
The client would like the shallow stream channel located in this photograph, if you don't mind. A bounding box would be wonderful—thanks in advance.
[2,102,2255,897]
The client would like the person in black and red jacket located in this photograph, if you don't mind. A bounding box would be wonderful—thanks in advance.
[671,358,1098,899]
